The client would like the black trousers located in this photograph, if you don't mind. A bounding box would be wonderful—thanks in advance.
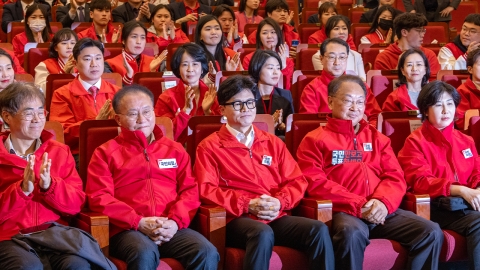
[0,240,92,270]
[431,206,480,270]
[226,215,335,270]
[332,209,443,270]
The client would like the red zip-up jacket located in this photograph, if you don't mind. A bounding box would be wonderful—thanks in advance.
[456,78,480,129]
[398,121,480,199]
[248,23,299,47]
[106,52,155,85]
[297,117,407,218]
[146,28,190,47]
[195,125,308,223]
[242,51,294,90]
[0,130,85,241]
[86,126,199,237]
[308,28,357,51]
[382,84,419,112]
[299,71,381,127]
[77,22,120,43]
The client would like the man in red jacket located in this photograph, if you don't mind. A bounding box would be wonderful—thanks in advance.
[297,75,443,270]
[87,85,219,270]
[196,75,334,270]
[374,13,440,76]
[77,0,121,43]
[299,38,381,127]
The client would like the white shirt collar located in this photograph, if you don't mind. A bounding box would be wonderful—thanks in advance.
[225,123,255,148]
[21,1,33,11]
[4,134,42,160]
[78,76,102,93]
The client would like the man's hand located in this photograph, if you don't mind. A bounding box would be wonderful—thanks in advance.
[177,13,197,24]
[440,6,454,17]
[362,199,388,225]
[152,219,179,245]
[249,194,281,221]
[38,152,51,191]
[69,0,78,13]
[138,217,165,239]
[138,2,151,20]
[22,155,36,196]
[458,186,480,211]
[96,100,113,120]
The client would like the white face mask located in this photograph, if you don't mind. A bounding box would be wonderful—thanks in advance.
[29,19,46,33]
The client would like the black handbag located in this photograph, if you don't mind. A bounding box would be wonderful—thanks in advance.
[432,196,472,211]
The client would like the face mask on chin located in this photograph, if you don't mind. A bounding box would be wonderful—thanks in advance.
[29,19,46,33]
[378,18,393,31]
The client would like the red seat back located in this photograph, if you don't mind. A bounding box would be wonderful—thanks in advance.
[366,70,399,108]
[449,2,478,35]
[285,113,329,159]
[166,43,184,71]
[348,8,366,24]
[301,8,318,24]
[45,74,75,116]
[238,45,256,66]
[291,71,320,110]
[104,45,123,60]
[296,48,319,70]
[423,23,449,44]
[25,47,49,75]
[133,72,180,103]
[304,0,320,8]
[244,23,259,39]
[361,44,388,67]
[469,116,480,155]
[378,111,422,155]
[437,70,470,89]
[298,23,320,44]
[351,23,371,49]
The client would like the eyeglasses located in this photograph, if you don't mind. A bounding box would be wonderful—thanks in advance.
[324,55,348,63]
[223,99,256,111]
[332,96,365,107]
[119,107,154,121]
[17,109,48,121]
[413,28,427,34]
[461,26,478,35]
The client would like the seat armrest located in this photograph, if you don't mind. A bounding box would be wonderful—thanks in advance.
[293,198,333,224]
[401,193,430,220]
[73,211,110,249]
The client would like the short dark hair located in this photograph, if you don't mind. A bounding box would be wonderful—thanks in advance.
[465,13,480,27]
[112,84,154,113]
[417,81,461,121]
[170,43,209,79]
[265,0,289,15]
[194,15,227,71]
[239,0,258,16]
[72,38,104,60]
[320,37,349,56]
[49,29,78,59]
[90,0,112,11]
[24,4,52,43]
[212,4,236,21]
[217,75,257,105]
[0,82,45,116]
[397,48,431,87]
[121,20,147,46]
[393,13,428,40]
[248,50,282,82]
[325,15,351,38]
[467,48,480,69]
[150,4,174,23]
[328,75,367,97]
[255,18,284,50]
[368,4,397,42]
[318,2,337,27]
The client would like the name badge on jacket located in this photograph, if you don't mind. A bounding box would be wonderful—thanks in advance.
[158,159,178,169]
[462,149,473,159]
[363,143,373,151]
[332,150,363,165]
[262,155,272,166]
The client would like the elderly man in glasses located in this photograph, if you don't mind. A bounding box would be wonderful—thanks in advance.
[86,85,219,270]
[195,75,335,270]
[297,74,443,270]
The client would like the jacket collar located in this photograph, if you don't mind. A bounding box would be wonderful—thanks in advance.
[319,71,337,85]
[217,124,269,148]
[325,116,369,136]
[69,77,110,96]
[117,124,165,149]
[422,119,454,144]
[0,129,54,166]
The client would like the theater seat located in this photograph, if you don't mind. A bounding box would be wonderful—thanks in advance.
[290,71,319,111]
[469,116,480,153]
[351,23,370,49]
[366,70,399,108]
[377,111,422,155]
[224,247,309,270]
[437,70,469,89]
[440,230,468,262]
[133,72,180,102]
[298,23,321,44]
[295,45,320,70]
[285,113,329,159]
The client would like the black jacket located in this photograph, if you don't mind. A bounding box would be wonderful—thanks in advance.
[112,2,156,24]
[198,0,234,6]
[56,3,92,28]
[402,0,460,22]
[168,1,212,35]
[2,1,52,33]
[255,87,294,136]
[359,6,403,23]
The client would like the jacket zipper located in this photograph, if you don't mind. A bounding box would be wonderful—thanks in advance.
[144,148,156,215]
[355,136,370,196]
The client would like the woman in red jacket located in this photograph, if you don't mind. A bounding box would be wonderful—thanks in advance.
[12,4,53,66]
[34,29,78,92]
[0,50,15,93]
[398,81,480,269]
[360,5,397,45]
[456,48,480,129]
[105,20,167,85]
[382,48,431,112]
[146,4,190,48]
[212,5,243,50]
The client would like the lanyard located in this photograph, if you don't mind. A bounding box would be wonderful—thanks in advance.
[261,91,274,114]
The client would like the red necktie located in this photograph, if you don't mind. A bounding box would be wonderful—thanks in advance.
[89,86,98,100]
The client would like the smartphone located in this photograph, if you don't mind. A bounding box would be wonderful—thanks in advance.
[291,40,299,47]
[19,223,55,235]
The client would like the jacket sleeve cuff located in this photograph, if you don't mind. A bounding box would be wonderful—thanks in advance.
[240,195,251,214]
[134,215,143,230]
[40,177,58,196]
[17,181,33,200]
[274,193,287,212]
[167,215,184,230]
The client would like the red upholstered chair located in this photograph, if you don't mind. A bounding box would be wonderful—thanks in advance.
[295,44,320,70]
[304,0,321,8]
[360,44,389,69]
[42,121,65,143]
[238,44,256,65]
[24,47,49,75]
[298,23,320,44]
[449,1,478,36]
[166,43,184,71]
[71,22,92,33]
[423,23,449,44]
[284,113,329,159]
[377,111,422,155]
[350,23,371,49]
[464,109,480,131]
[301,8,318,24]
[103,43,124,60]
[436,70,470,89]
[348,7,367,24]
[133,72,181,103]
[290,70,320,110]
[15,73,34,82]
[469,116,480,157]
[0,42,12,51]
[243,23,259,39]
[366,69,399,108]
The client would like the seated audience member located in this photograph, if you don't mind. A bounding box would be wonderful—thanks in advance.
[213,5,243,49]
[312,15,366,81]
[383,48,431,111]
[402,0,458,23]
[56,0,92,28]
[307,0,337,23]
[249,50,294,136]
[87,85,219,270]
[455,48,480,129]
[300,38,381,126]
[235,0,263,33]
[112,0,155,24]
[309,4,356,51]
[359,0,403,23]
[438,14,480,70]
[13,4,53,66]
[77,0,121,43]
[0,82,95,270]
[169,0,212,36]
[49,38,120,158]
[154,43,220,144]
[297,75,444,270]
[1,0,51,34]
[146,5,190,47]
[0,50,16,93]
[34,29,78,92]
[199,0,234,6]
[105,21,167,85]
[195,75,335,270]
[360,5,397,44]
[374,13,440,76]
[242,18,293,89]
[0,49,27,75]
[398,81,480,269]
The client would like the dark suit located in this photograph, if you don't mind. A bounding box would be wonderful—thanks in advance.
[1,1,52,33]
[402,0,460,22]
[359,6,404,23]
[168,1,211,35]
[198,0,234,6]
[112,2,155,24]
[56,3,91,28]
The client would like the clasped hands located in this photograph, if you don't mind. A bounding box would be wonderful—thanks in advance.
[361,199,388,225]
[249,194,281,221]
[138,217,178,246]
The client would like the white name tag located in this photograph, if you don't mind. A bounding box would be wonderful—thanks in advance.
[262,155,272,166]
[463,148,473,159]
[158,159,178,169]
[363,143,373,152]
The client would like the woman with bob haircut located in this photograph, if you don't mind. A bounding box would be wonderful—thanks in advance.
[235,0,263,33]
[456,48,480,128]
[360,5,397,44]
[154,43,220,144]
[398,81,480,270]
[383,48,431,111]
[146,4,190,47]
[249,49,293,136]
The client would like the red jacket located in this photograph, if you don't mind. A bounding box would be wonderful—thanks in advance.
[456,78,480,129]
[77,22,120,43]
[43,58,65,74]
[0,130,85,241]
[248,23,299,47]
[154,80,220,144]
[382,84,419,112]
[297,117,407,218]
[299,71,381,127]
[398,121,480,199]
[4,48,26,74]
[49,78,120,154]
[106,52,154,85]
[146,28,190,48]
[87,126,199,237]
[12,32,53,66]
[308,28,357,51]
[242,51,293,90]
[444,42,466,60]
[374,42,440,76]
[195,125,308,223]
[362,30,386,44]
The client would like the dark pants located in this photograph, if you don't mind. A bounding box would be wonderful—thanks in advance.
[226,215,334,270]
[110,228,219,270]
[332,209,443,270]
[432,206,480,270]
[0,240,92,270]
